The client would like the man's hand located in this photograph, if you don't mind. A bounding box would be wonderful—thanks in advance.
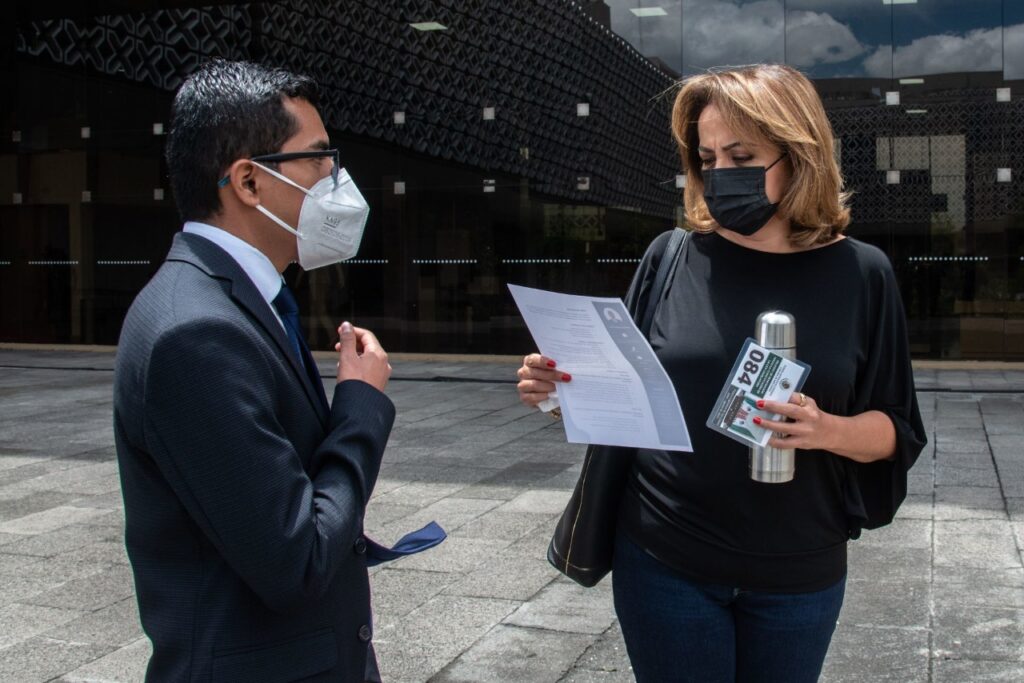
[335,321,391,392]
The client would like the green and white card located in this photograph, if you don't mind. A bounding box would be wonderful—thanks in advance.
[706,338,811,449]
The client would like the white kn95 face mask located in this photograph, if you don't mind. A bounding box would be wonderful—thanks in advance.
[254,163,369,270]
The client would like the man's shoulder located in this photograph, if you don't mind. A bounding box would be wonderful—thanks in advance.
[119,258,247,359]
[135,258,236,319]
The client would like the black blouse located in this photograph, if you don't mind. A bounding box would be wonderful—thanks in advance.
[618,230,927,592]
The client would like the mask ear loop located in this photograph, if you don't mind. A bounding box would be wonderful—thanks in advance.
[250,162,310,238]
[764,153,787,219]
[251,161,316,197]
[766,153,787,172]
[255,204,302,238]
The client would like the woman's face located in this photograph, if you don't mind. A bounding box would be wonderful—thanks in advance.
[696,103,790,205]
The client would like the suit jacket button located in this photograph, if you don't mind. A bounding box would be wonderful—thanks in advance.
[354,537,367,555]
[358,625,372,643]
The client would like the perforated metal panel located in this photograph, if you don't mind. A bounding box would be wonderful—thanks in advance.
[15,0,682,218]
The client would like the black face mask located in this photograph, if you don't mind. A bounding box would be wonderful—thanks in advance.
[702,155,785,236]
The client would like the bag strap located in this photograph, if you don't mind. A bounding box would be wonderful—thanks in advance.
[638,228,688,338]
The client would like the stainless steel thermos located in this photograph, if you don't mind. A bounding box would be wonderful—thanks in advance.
[750,311,797,483]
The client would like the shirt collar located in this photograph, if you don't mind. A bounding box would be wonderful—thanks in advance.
[182,221,283,308]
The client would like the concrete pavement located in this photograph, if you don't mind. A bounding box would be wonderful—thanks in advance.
[0,348,1022,682]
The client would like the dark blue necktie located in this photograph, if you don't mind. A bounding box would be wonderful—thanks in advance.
[272,282,329,412]
[274,283,446,566]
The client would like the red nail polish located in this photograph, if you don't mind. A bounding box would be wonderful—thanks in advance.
[547,360,557,368]
[756,400,765,409]
[562,373,572,382]
[753,416,762,425]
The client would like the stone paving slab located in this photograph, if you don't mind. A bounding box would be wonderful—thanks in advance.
[1,350,1024,681]
[57,637,152,683]
[434,624,598,683]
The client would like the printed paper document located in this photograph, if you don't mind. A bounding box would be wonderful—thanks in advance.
[509,284,692,452]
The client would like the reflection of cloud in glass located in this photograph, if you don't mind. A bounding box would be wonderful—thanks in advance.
[682,1,876,73]
[792,0,1001,21]
[606,1,683,74]
[787,0,881,16]
[613,0,1024,81]
[786,10,867,67]
[863,24,1021,77]
[683,0,784,71]
[1007,23,1024,80]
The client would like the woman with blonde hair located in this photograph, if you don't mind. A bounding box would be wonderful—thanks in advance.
[517,64,925,682]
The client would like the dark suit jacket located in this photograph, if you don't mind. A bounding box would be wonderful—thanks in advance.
[114,232,393,682]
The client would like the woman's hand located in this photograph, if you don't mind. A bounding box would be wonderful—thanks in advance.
[755,392,897,463]
[516,353,572,408]
[755,392,834,451]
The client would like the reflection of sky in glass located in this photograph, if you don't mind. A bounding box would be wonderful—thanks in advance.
[1007,0,1024,80]
[602,0,1021,82]
[890,0,1002,78]
[681,0,784,75]
[605,1,683,76]
[785,0,888,79]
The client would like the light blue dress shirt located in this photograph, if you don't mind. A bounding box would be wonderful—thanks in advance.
[183,221,285,329]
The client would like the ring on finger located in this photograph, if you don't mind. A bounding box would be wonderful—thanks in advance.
[797,392,807,407]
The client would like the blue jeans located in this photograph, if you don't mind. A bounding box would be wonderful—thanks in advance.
[612,533,845,683]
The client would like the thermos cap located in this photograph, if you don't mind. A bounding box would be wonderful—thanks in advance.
[755,310,796,349]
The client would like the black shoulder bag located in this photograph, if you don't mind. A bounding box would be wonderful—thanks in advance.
[546,228,689,587]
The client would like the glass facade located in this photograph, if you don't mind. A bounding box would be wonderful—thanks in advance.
[2,0,1022,358]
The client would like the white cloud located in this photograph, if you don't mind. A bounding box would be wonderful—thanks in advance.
[785,10,867,67]
[786,0,879,16]
[682,0,785,69]
[607,1,1022,80]
[1006,23,1024,80]
[862,44,893,77]
[678,1,868,71]
[789,0,988,18]
[607,1,683,70]
[863,24,1010,77]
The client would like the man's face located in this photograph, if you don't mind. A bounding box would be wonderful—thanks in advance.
[256,97,334,262]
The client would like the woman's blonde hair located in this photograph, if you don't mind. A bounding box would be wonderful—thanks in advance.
[671,64,851,245]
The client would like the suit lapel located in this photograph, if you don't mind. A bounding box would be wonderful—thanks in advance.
[166,233,330,429]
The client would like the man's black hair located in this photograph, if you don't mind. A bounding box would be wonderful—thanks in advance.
[165,59,321,221]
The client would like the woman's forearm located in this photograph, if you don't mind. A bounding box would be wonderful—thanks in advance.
[822,410,897,463]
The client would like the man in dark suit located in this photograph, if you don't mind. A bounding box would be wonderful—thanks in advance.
[114,59,434,682]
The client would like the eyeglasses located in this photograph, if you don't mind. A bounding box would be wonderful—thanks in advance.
[218,148,340,188]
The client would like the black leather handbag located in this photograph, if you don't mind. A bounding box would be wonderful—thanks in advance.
[547,228,689,587]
